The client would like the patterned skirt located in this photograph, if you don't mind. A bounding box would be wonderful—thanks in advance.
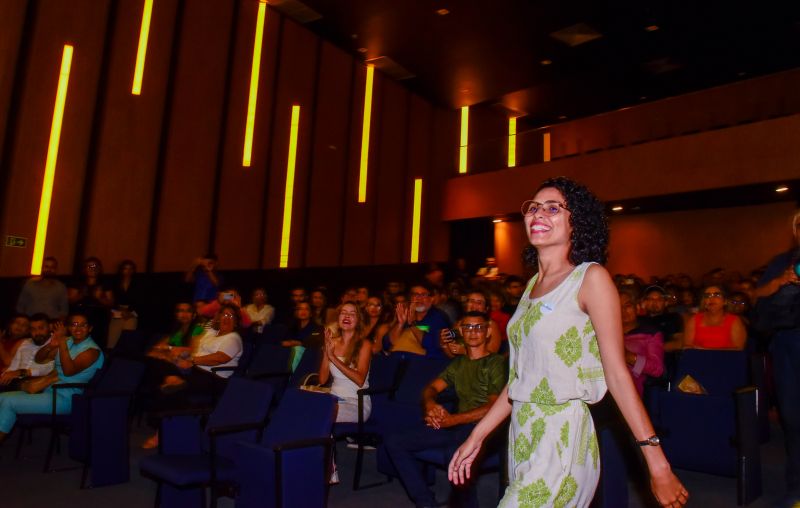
[499,399,600,508]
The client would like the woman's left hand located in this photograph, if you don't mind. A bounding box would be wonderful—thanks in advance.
[650,468,689,507]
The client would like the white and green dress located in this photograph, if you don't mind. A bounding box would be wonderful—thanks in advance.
[500,262,607,508]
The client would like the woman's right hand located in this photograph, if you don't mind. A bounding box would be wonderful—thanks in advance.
[448,432,484,485]
[650,467,689,507]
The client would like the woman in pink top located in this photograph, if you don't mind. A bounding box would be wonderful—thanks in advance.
[683,285,747,350]
[620,289,665,396]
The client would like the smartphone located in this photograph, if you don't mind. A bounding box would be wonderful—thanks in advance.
[222,292,234,301]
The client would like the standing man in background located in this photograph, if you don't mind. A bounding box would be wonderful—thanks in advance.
[16,257,68,320]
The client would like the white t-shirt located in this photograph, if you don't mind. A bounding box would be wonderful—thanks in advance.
[8,338,54,377]
[194,330,242,378]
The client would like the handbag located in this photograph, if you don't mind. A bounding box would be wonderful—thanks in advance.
[299,372,331,394]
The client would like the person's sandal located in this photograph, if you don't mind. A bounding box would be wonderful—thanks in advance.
[142,433,159,449]
[160,375,187,394]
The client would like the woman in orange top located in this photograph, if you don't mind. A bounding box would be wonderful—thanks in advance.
[683,285,747,350]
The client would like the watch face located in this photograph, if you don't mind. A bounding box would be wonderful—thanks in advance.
[649,436,661,446]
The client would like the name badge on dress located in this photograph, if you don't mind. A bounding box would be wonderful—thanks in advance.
[541,302,555,314]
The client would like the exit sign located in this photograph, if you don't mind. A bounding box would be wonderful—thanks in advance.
[5,235,27,248]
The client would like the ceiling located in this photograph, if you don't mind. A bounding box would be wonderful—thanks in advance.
[276,0,800,127]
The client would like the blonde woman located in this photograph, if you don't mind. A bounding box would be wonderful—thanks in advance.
[318,302,372,423]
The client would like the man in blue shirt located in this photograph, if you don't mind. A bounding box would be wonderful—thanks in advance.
[388,281,450,359]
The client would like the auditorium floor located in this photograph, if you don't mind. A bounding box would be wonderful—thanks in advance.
[0,421,787,507]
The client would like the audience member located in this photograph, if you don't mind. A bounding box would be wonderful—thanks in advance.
[435,284,461,325]
[683,285,747,350]
[501,275,525,314]
[310,287,336,326]
[318,303,372,423]
[0,314,54,391]
[440,290,502,357]
[198,288,252,328]
[639,285,684,352]
[244,287,275,333]
[619,290,665,396]
[355,286,370,308]
[383,280,405,306]
[0,314,31,371]
[385,311,505,507]
[185,253,222,304]
[16,256,68,320]
[753,209,800,505]
[0,313,104,445]
[108,259,145,349]
[487,289,510,343]
[363,296,392,353]
[146,302,206,363]
[388,282,450,359]
[68,257,113,347]
[282,302,324,350]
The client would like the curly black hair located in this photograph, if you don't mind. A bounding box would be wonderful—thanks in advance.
[522,176,609,268]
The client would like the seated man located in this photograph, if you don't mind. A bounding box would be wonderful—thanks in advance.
[639,285,684,351]
[0,314,55,392]
[281,302,324,350]
[384,311,506,508]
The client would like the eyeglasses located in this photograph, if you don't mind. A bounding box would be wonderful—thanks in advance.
[70,322,89,328]
[466,298,486,306]
[703,292,723,298]
[520,200,569,218]
[366,303,382,308]
[410,292,430,298]
[460,323,488,333]
[728,300,746,306]
[220,312,236,318]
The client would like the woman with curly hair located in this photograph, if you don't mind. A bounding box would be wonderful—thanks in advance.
[448,177,687,507]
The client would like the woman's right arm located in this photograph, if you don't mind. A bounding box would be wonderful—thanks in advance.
[681,314,696,349]
[448,384,512,484]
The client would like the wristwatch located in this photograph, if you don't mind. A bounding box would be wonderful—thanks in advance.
[636,435,661,447]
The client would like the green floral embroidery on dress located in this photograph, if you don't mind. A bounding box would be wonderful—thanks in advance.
[577,366,605,382]
[553,474,578,508]
[530,378,567,415]
[508,319,522,350]
[575,409,591,466]
[514,433,533,463]
[554,326,582,366]
[560,421,570,448]
[530,417,546,455]
[509,365,517,383]
[582,319,593,337]
[589,430,599,469]
[521,302,544,336]
[518,478,551,508]
[517,403,533,426]
[588,337,601,361]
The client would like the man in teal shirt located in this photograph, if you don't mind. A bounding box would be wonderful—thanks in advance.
[384,311,506,508]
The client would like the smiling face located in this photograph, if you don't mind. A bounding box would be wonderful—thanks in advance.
[338,303,359,332]
[69,315,92,341]
[523,187,572,250]
[409,286,432,314]
[9,316,30,339]
[459,315,490,349]
[217,308,237,334]
[365,297,382,318]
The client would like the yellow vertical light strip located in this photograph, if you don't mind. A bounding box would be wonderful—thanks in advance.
[357,65,374,202]
[279,105,301,268]
[242,0,267,167]
[458,106,469,173]
[543,131,551,162]
[508,117,517,167]
[131,0,154,95]
[410,178,422,263]
[31,45,73,275]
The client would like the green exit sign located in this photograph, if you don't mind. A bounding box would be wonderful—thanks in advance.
[5,235,27,248]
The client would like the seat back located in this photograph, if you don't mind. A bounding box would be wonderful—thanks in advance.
[94,357,146,395]
[393,356,450,406]
[368,353,403,393]
[111,330,147,358]
[288,347,321,387]
[259,323,289,346]
[263,388,336,508]
[674,349,748,394]
[205,377,275,458]
[247,344,292,378]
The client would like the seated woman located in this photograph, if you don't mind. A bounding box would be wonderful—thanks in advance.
[310,287,337,326]
[318,303,372,423]
[282,302,324,350]
[197,288,252,329]
[619,289,665,396]
[142,304,243,448]
[0,313,104,444]
[146,302,206,388]
[244,287,275,333]
[362,296,392,354]
[683,285,747,350]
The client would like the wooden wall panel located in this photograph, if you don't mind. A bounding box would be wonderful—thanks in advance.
[261,20,317,268]
[212,4,281,270]
[83,0,178,271]
[422,100,449,262]
[341,66,383,266]
[0,0,28,155]
[305,42,353,267]
[152,1,235,272]
[0,0,110,276]
[372,79,409,265]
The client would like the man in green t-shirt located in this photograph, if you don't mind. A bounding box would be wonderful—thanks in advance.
[384,311,506,508]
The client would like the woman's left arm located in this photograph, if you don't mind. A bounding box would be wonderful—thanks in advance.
[57,341,100,377]
[192,351,231,366]
[580,265,688,507]
[730,316,747,350]
[328,340,372,387]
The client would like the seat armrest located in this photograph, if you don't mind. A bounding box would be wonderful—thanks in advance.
[210,366,236,374]
[208,421,265,437]
[51,382,90,418]
[272,436,333,453]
